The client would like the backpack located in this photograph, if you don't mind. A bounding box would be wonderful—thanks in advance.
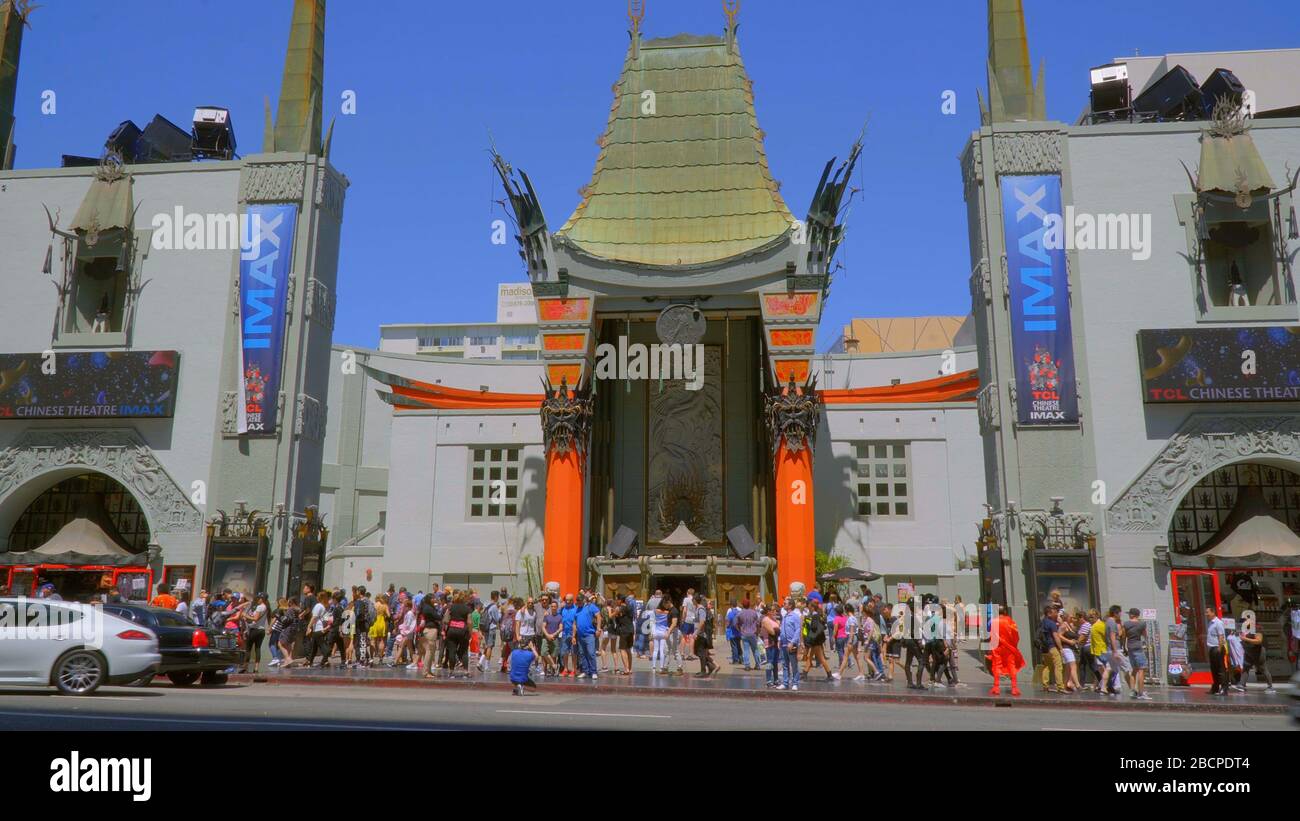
[805,613,826,645]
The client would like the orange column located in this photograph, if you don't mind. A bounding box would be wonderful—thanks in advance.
[774,443,816,595]
[543,447,585,595]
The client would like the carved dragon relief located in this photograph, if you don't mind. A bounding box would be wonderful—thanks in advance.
[0,429,203,534]
[1107,415,1300,532]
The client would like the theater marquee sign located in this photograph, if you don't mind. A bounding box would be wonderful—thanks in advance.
[0,351,180,419]
[1139,327,1300,403]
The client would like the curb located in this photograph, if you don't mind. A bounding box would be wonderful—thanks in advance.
[227,673,1289,715]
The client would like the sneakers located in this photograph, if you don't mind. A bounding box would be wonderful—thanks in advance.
[577,673,588,679]
[791,684,798,691]
[775,684,787,690]
[591,673,599,680]
[1136,693,1153,701]
[405,663,419,670]
[831,672,842,680]
[853,674,866,682]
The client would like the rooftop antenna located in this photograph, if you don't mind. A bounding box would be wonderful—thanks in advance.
[628,0,645,60]
[723,1,740,54]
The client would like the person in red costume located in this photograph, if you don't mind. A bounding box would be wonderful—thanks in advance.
[987,607,1026,696]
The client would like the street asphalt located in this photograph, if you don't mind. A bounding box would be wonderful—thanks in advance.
[0,682,1291,731]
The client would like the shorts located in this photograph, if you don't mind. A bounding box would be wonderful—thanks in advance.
[1128,650,1148,670]
[680,624,694,637]
[543,637,559,657]
[1112,652,1132,674]
[484,629,497,648]
[559,635,573,657]
[1062,648,1076,665]
[618,634,633,651]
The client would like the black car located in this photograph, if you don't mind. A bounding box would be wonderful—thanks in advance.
[103,604,243,686]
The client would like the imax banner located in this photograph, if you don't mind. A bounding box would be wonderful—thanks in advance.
[1000,174,1078,425]
[237,203,298,435]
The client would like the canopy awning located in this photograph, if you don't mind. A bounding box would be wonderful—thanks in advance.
[658,521,703,546]
[1197,132,1276,196]
[1171,484,1300,569]
[0,517,145,567]
[70,173,134,237]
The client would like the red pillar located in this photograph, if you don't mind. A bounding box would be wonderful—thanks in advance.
[774,443,816,595]
[543,447,585,595]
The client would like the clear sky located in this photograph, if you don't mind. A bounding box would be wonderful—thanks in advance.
[11,0,1300,350]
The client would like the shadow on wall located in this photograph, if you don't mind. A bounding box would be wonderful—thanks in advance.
[813,434,871,569]
[509,453,547,580]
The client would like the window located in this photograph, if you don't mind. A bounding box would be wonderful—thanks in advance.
[418,335,463,348]
[55,230,137,345]
[852,442,912,518]
[8,472,150,552]
[441,573,495,589]
[1176,194,1298,321]
[468,335,497,346]
[503,334,536,346]
[467,447,522,520]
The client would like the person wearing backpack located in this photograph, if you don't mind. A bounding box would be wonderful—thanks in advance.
[801,598,833,682]
[692,597,718,678]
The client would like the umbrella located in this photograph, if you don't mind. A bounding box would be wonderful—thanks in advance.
[817,567,881,583]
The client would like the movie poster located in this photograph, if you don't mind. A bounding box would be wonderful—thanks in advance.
[999,175,1079,425]
[237,203,298,435]
[0,350,179,419]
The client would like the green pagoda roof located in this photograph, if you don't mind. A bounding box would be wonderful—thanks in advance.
[556,32,795,268]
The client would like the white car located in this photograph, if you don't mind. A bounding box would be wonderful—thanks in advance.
[0,597,161,695]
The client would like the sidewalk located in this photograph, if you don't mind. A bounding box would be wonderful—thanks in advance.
[232,648,1293,714]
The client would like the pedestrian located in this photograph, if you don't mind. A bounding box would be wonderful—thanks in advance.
[779,598,803,691]
[302,590,331,668]
[802,598,833,682]
[322,590,349,668]
[735,599,761,671]
[1105,605,1129,696]
[509,639,539,696]
[389,599,417,667]
[497,597,516,673]
[480,590,500,672]
[986,607,1025,696]
[1076,610,1094,689]
[574,593,602,679]
[1060,611,1081,693]
[680,588,697,662]
[151,582,178,611]
[558,594,577,676]
[420,591,442,676]
[1036,604,1065,693]
[881,604,900,682]
[239,591,270,675]
[761,603,782,687]
[651,595,674,674]
[1239,620,1276,692]
[191,589,209,628]
[617,595,636,674]
[665,594,684,674]
[541,598,562,676]
[443,590,472,677]
[725,600,742,664]
[369,593,389,665]
[693,596,718,678]
[175,590,191,621]
[1123,608,1151,700]
[1226,624,1245,692]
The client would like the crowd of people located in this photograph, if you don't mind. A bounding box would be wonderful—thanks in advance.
[84,579,1290,697]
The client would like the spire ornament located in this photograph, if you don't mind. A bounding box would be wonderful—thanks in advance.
[628,0,645,59]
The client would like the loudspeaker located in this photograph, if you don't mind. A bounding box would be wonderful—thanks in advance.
[1088,63,1131,119]
[137,114,194,163]
[105,120,143,160]
[726,525,759,560]
[1133,65,1205,121]
[605,525,638,559]
[1200,68,1245,111]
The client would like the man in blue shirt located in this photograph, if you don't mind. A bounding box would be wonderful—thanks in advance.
[779,599,803,691]
[559,594,578,677]
[574,594,602,679]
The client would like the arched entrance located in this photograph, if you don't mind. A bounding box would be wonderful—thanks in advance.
[0,471,155,601]
[1167,461,1300,680]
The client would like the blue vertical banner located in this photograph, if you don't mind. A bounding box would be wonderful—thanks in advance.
[999,175,1078,425]
[237,203,298,435]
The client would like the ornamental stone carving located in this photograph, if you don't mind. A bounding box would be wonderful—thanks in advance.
[969,258,992,304]
[540,377,594,458]
[977,381,1000,434]
[221,390,239,435]
[0,429,203,534]
[294,394,327,444]
[239,162,306,204]
[992,131,1062,176]
[1107,415,1300,533]
[763,374,823,459]
[306,277,336,330]
[314,165,348,220]
[960,142,983,197]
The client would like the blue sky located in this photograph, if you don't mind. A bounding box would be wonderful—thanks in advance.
[11,0,1300,349]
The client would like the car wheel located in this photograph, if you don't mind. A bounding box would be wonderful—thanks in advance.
[53,650,106,696]
[200,671,229,686]
[167,671,200,687]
